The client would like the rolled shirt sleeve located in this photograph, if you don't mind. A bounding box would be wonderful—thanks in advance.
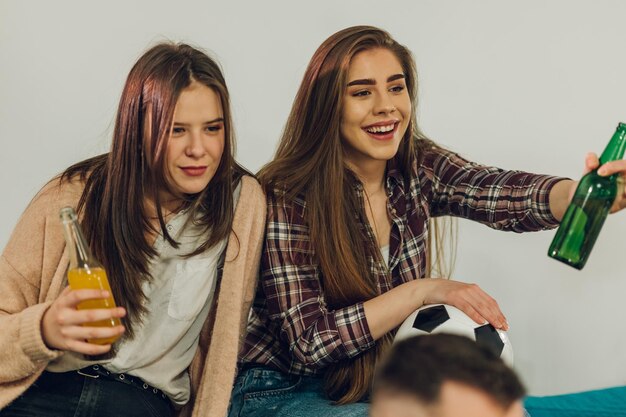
[262,194,375,369]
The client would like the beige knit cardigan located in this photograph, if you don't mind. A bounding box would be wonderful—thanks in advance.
[0,175,266,417]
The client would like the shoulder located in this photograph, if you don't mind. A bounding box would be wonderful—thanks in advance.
[236,175,266,216]
[262,184,307,229]
[225,176,266,262]
[3,175,86,281]
[232,175,266,228]
[419,143,455,166]
[238,175,265,206]
[265,183,306,210]
[23,176,86,224]
[417,144,477,176]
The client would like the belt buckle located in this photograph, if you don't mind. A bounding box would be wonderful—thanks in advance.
[77,366,100,379]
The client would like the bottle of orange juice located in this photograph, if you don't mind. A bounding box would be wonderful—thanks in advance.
[60,207,121,345]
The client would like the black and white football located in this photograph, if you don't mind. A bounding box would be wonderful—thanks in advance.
[394,304,514,365]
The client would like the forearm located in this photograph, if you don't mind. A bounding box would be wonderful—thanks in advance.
[283,281,429,366]
[548,179,575,221]
[426,150,569,231]
[284,300,375,368]
[363,279,427,340]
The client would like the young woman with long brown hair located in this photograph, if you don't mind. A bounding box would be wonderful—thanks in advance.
[0,43,265,417]
[228,26,626,417]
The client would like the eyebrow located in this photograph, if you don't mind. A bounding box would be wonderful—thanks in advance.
[347,73,405,87]
[173,117,224,126]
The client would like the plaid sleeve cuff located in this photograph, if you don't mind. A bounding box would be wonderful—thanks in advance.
[334,302,376,357]
[531,176,570,228]
[284,300,376,368]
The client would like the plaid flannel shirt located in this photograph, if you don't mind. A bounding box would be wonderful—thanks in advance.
[239,146,564,376]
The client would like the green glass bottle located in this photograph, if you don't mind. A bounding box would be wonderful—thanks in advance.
[548,122,626,269]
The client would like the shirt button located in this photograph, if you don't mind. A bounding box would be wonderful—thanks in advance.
[167,225,173,231]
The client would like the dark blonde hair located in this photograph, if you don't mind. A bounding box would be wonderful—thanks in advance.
[259,26,440,404]
[63,43,246,338]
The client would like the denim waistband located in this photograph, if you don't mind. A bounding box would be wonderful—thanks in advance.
[238,362,268,373]
[76,365,169,403]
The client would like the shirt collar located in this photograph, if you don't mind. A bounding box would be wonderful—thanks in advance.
[386,157,405,191]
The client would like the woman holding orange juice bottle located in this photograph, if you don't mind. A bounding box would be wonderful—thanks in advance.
[0,43,265,417]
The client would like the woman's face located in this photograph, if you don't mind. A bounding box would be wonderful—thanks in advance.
[163,80,225,202]
[340,47,411,172]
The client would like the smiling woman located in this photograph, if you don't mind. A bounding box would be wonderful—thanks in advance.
[0,43,266,417]
[224,25,612,417]
[341,48,411,170]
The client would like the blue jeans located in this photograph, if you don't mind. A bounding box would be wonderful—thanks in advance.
[0,370,174,417]
[228,366,368,417]
[524,386,626,417]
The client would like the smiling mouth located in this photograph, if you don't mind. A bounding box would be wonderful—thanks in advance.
[362,122,399,140]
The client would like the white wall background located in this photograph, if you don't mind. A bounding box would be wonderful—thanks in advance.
[1,0,624,396]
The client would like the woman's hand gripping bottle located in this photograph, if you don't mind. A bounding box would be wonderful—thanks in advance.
[548,123,626,269]
[60,207,121,344]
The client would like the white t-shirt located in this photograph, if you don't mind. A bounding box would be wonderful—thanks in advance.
[47,184,241,406]
[381,244,390,267]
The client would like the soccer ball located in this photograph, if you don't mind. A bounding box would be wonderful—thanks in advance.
[394,304,514,366]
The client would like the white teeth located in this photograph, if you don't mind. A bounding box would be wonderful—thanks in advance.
[366,124,394,133]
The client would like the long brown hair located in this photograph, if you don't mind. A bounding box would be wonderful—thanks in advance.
[259,26,439,403]
[61,43,246,338]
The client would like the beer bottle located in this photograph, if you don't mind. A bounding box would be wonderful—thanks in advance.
[60,207,121,344]
[548,123,626,269]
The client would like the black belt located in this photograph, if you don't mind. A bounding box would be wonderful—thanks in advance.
[77,365,169,402]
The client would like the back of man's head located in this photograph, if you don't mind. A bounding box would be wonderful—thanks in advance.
[371,334,526,417]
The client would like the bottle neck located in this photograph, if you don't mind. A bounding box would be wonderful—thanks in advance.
[599,123,626,165]
[60,208,96,270]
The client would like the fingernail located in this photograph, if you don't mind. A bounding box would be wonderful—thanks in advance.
[102,291,109,297]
